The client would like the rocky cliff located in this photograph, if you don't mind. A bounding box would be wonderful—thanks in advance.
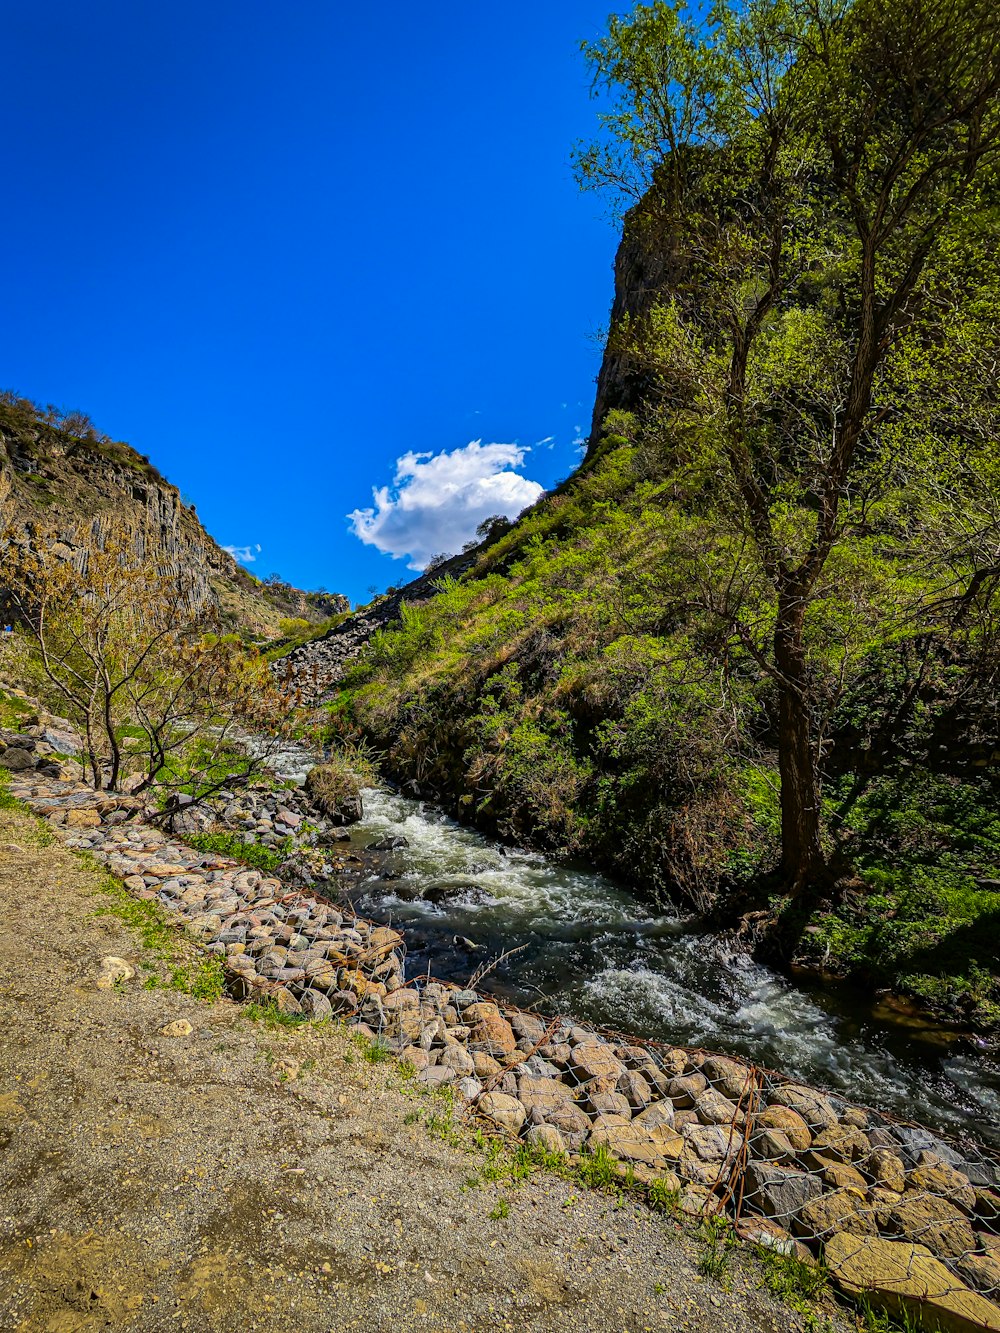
[0,393,346,637]
[587,191,686,461]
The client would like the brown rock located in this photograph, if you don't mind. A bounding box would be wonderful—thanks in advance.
[695,1088,744,1128]
[885,1192,979,1259]
[477,1092,525,1135]
[909,1157,977,1214]
[516,1075,576,1119]
[823,1162,869,1192]
[768,1084,839,1132]
[588,1118,684,1168]
[632,1100,675,1133]
[666,1072,707,1108]
[66,808,101,828]
[538,1100,591,1148]
[570,1041,625,1083]
[865,1148,907,1194]
[702,1055,753,1102]
[473,1052,502,1080]
[795,1188,877,1242]
[954,1252,1000,1299]
[758,1104,812,1151]
[825,1231,1000,1333]
[749,1127,796,1166]
[582,1075,632,1120]
[466,1005,517,1057]
[811,1126,869,1163]
[616,1069,652,1110]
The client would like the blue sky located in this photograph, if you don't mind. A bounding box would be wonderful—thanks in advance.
[2,1,620,603]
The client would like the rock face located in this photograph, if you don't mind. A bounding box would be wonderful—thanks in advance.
[587,190,689,459]
[0,395,346,638]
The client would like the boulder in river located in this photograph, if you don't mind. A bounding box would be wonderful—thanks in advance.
[422,882,498,908]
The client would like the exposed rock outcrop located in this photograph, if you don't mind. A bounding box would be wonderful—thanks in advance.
[0,394,346,638]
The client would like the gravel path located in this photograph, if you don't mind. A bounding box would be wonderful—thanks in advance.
[0,800,838,1333]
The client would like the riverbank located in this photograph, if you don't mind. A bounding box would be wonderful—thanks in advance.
[1,795,815,1333]
[4,728,1000,1331]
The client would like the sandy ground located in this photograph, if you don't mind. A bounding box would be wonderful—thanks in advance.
[0,798,838,1333]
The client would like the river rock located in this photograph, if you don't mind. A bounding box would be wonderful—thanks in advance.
[524,1122,566,1155]
[472,1052,502,1080]
[589,1118,684,1168]
[570,1041,625,1083]
[795,1188,877,1242]
[516,1075,575,1117]
[417,1065,456,1089]
[702,1055,753,1102]
[866,1147,907,1194]
[749,1127,797,1166]
[695,1088,744,1128]
[440,1044,475,1076]
[884,1192,979,1258]
[825,1231,1000,1333]
[533,1100,591,1149]
[423,882,498,907]
[743,1162,823,1221]
[666,1072,708,1108]
[811,1125,869,1163]
[477,1092,526,1135]
[511,1011,547,1044]
[954,1252,1000,1299]
[758,1104,812,1151]
[632,1099,675,1133]
[465,1004,517,1056]
[582,1076,631,1119]
[908,1156,977,1213]
[822,1161,869,1192]
[616,1069,652,1110]
[767,1084,840,1132]
[299,989,333,1021]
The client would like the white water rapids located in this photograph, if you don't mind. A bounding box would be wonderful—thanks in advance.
[268,744,1000,1148]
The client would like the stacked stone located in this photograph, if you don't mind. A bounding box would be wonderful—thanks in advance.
[6,762,1000,1329]
[372,983,1000,1323]
[7,774,405,1020]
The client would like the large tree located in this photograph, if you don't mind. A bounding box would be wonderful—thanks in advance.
[578,0,1000,894]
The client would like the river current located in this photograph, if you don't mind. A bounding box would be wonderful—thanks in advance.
[270,743,1000,1149]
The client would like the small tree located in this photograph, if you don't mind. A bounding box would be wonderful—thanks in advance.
[1,511,297,796]
[578,0,1000,894]
[475,514,512,542]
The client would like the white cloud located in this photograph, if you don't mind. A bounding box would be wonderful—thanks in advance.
[348,440,544,570]
[224,542,261,564]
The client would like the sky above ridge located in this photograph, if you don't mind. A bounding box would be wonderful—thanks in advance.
[2,1,621,604]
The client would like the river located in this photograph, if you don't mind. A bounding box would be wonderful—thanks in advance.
[266,740,1000,1148]
[324,785,999,1150]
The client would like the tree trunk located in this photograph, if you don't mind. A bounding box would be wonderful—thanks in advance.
[774,597,825,893]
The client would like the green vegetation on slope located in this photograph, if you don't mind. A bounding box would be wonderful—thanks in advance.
[333,422,999,1030]
[329,0,1000,1030]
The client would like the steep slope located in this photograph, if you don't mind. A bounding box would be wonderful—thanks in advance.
[298,189,1000,1033]
[0,393,346,637]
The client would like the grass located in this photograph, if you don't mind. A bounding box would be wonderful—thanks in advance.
[90,866,227,999]
[0,687,33,730]
[188,830,294,875]
[697,1214,736,1283]
[755,1247,832,1330]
